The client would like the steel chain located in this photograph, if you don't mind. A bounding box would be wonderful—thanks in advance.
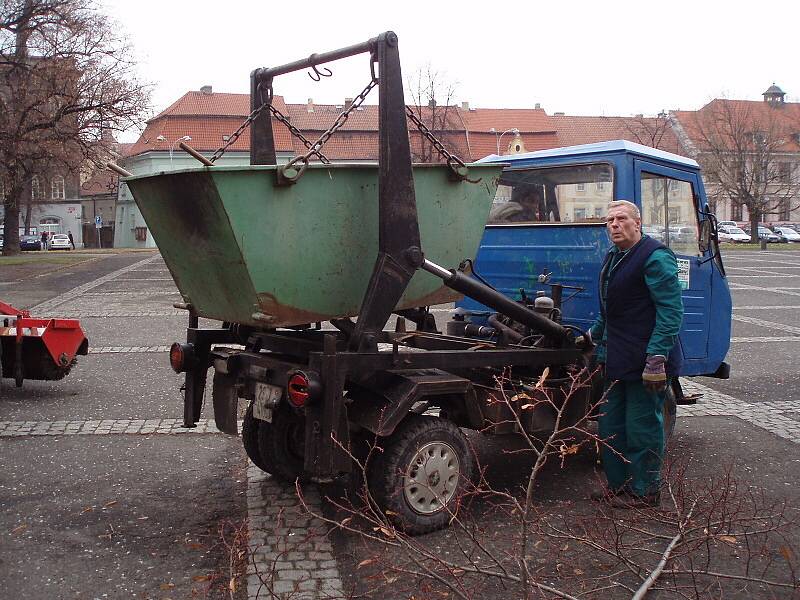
[210,76,470,181]
[210,83,330,164]
[282,77,378,178]
[404,106,468,177]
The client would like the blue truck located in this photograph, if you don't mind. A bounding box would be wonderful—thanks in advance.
[455,139,731,386]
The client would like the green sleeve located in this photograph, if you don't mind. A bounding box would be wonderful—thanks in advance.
[589,314,605,342]
[643,248,684,356]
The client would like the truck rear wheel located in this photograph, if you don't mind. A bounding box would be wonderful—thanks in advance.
[257,406,308,482]
[242,403,273,473]
[368,415,474,535]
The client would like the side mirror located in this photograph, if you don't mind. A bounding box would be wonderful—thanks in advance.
[699,219,712,253]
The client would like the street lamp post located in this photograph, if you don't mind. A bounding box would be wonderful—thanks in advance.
[489,127,519,155]
[169,135,192,166]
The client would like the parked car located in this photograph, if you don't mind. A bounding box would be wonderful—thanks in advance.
[772,227,800,243]
[718,220,738,229]
[718,225,751,243]
[642,224,664,242]
[674,225,697,244]
[749,226,781,243]
[19,234,42,251]
[49,233,72,250]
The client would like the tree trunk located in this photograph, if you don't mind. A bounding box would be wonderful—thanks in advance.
[750,209,760,245]
[3,190,22,256]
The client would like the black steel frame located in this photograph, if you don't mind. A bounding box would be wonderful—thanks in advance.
[178,32,582,480]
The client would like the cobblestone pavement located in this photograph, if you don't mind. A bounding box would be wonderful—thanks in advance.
[4,249,799,599]
[4,253,346,599]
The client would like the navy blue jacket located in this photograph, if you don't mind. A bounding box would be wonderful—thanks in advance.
[600,236,682,380]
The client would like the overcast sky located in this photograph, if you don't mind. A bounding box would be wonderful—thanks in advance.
[101,0,800,142]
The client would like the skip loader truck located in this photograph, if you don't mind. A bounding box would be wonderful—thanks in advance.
[113,32,732,535]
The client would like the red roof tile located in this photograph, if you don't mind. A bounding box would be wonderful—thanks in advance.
[459,107,555,134]
[287,103,379,131]
[157,91,250,117]
[673,99,800,153]
[552,115,682,153]
[128,91,294,157]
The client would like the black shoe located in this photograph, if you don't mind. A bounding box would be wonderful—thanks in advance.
[589,487,625,502]
[609,491,661,509]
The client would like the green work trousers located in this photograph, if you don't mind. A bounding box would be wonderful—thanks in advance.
[598,380,665,497]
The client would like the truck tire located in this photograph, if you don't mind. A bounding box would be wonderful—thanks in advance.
[242,403,273,473]
[367,415,474,535]
[257,406,308,482]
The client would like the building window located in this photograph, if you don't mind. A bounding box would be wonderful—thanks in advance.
[596,182,605,191]
[780,198,791,221]
[731,201,743,221]
[39,216,61,234]
[31,176,43,200]
[51,175,65,199]
[778,163,793,184]
[576,183,585,193]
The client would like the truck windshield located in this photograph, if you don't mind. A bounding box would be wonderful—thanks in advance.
[488,163,613,224]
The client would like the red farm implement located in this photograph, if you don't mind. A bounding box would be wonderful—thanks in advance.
[0,301,88,388]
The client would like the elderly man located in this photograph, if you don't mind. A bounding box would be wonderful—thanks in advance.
[587,200,684,508]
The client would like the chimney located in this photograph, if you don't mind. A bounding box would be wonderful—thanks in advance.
[307,98,314,113]
[344,97,354,109]
[534,103,541,110]
[200,85,212,94]
[553,112,565,116]
[461,101,469,110]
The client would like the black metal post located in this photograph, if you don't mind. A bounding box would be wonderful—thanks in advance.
[348,31,422,352]
[249,72,276,165]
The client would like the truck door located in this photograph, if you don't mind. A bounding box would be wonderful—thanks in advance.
[634,161,713,372]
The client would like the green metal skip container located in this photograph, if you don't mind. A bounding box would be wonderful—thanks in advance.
[125,163,502,327]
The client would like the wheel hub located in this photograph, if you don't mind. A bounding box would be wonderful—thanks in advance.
[403,441,460,515]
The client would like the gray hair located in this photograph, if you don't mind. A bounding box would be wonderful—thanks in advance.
[608,200,640,219]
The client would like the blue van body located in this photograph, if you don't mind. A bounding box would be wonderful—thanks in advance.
[458,140,731,378]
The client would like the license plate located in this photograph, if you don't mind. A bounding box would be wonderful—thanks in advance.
[253,382,282,422]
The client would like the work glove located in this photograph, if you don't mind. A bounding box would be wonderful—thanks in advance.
[642,354,667,393]
[575,330,594,351]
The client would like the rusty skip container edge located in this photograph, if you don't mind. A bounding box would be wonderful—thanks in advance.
[126,163,502,327]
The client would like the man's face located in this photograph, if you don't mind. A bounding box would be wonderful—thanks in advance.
[606,205,642,250]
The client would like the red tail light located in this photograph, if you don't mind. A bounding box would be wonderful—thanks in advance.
[287,372,310,407]
[169,342,194,373]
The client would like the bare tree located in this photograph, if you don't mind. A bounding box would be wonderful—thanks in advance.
[245,370,799,599]
[683,100,799,238]
[405,64,469,163]
[0,0,150,255]
[618,112,675,151]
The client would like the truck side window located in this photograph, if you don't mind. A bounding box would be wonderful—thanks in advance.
[488,163,613,224]
[640,173,699,256]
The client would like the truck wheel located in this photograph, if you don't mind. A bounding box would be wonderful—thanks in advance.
[368,415,474,535]
[257,407,308,482]
[242,403,273,473]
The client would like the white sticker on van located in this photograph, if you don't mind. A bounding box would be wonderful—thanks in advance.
[676,258,690,290]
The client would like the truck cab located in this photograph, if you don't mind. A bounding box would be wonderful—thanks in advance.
[459,140,731,379]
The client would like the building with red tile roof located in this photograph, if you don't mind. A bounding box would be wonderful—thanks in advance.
[670,85,800,224]
[126,88,295,158]
[120,85,800,246]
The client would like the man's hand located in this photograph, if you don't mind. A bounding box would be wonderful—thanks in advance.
[575,330,594,351]
[642,354,667,393]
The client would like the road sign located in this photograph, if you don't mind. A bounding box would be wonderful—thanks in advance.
[95,215,102,228]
